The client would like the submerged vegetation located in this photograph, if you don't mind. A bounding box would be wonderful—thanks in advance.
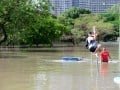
[0,0,119,47]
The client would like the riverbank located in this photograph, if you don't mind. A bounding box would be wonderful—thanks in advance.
[0,41,119,48]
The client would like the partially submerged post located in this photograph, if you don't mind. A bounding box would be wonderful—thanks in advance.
[118,37,120,60]
[118,6,120,60]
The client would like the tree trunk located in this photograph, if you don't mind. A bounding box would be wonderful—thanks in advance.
[0,23,7,44]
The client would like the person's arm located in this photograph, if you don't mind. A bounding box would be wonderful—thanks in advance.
[92,26,98,40]
[93,33,98,40]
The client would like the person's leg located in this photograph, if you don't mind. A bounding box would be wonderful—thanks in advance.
[94,44,101,57]
[94,44,101,53]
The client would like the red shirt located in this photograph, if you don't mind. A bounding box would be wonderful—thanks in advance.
[100,50,110,62]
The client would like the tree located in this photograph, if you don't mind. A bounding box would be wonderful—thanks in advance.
[20,16,66,46]
[0,0,38,45]
[73,14,114,42]
[62,7,91,19]
[107,3,120,14]
[58,7,91,26]
[102,3,120,39]
[0,0,66,46]
[57,7,91,45]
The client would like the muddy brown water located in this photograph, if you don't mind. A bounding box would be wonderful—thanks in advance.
[0,45,119,90]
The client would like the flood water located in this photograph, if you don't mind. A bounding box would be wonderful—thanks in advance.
[0,44,120,90]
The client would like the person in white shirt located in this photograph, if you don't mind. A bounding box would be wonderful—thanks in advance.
[85,32,101,56]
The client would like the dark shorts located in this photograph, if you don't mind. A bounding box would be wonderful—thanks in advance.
[101,59,108,62]
[89,45,97,52]
[88,41,98,52]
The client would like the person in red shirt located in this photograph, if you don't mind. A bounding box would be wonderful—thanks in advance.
[100,47,111,62]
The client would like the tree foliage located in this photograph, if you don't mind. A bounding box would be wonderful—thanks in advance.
[57,7,91,44]
[58,7,91,28]
[73,14,114,42]
[102,3,120,39]
[107,3,120,14]
[0,0,66,46]
[61,7,91,19]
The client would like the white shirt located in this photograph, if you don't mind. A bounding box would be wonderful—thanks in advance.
[87,36,94,44]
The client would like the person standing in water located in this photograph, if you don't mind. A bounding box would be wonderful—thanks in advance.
[100,47,111,62]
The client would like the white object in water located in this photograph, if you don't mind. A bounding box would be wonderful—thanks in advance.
[114,77,120,88]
